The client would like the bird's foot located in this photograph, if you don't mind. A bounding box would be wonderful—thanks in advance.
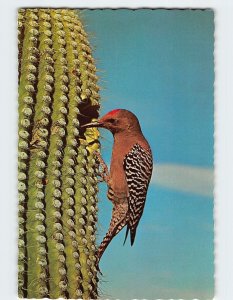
[93,151,110,184]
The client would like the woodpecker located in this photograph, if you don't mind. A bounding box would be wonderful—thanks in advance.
[82,109,153,262]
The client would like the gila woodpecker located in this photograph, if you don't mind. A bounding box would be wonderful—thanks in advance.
[82,109,153,263]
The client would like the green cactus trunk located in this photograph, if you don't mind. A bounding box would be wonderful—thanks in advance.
[18,8,100,299]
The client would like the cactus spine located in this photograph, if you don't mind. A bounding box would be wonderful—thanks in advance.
[18,8,100,299]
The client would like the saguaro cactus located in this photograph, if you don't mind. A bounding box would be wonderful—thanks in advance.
[18,8,100,299]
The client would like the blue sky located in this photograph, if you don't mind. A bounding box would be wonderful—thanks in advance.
[82,9,214,299]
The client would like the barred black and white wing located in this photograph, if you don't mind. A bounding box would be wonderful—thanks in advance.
[123,143,153,246]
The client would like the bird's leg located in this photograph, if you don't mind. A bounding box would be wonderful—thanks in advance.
[94,151,110,184]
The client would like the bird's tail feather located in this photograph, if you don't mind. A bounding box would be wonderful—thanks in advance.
[123,225,137,246]
[130,228,137,246]
[97,218,127,262]
[123,225,130,245]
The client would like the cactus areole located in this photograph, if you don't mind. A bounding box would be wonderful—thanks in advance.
[18,8,100,299]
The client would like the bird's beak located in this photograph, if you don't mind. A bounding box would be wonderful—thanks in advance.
[81,121,102,129]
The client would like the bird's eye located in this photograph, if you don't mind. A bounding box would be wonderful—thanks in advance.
[108,118,116,124]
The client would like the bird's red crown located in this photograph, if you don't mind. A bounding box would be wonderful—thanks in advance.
[106,109,121,117]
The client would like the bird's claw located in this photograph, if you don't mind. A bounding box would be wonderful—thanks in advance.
[93,151,110,183]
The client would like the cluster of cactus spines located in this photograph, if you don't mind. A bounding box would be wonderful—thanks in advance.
[18,8,100,299]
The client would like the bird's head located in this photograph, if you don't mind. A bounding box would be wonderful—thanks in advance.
[82,109,141,135]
